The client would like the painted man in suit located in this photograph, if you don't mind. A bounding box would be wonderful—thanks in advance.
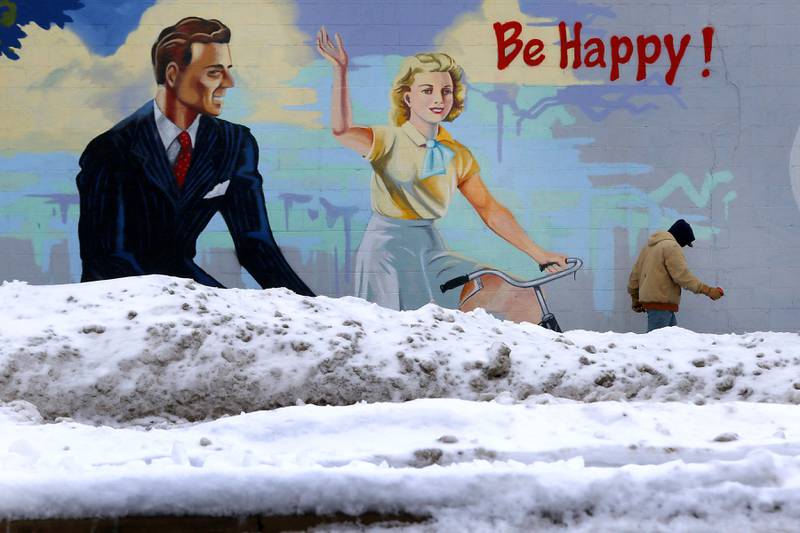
[77,17,313,295]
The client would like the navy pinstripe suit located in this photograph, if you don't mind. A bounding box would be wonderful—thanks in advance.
[76,101,313,295]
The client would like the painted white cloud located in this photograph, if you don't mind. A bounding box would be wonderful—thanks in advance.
[434,0,587,86]
[0,0,319,153]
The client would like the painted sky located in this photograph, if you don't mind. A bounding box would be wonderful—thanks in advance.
[65,0,156,55]
[3,0,615,61]
[6,0,484,60]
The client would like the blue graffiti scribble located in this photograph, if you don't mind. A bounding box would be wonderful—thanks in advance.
[278,193,313,231]
[0,0,83,60]
[320,197,358,280]
[275,193,359,293]
[470,80,685,161]
[514,81,686,128]
[26,193,78,224]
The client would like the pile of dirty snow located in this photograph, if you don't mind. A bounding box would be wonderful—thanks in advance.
[1,276,799,423]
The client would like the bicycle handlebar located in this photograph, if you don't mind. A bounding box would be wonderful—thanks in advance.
[440,257,583,293]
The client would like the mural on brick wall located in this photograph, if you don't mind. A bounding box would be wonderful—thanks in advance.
[75,16,314,297]
[5,0,796,332]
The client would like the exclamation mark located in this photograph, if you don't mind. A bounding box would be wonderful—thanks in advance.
[702,26,714,78]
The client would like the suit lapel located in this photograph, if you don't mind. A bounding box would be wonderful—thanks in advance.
[179,115,222,208]
[130,102,180,202]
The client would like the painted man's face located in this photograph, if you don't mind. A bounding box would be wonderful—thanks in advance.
[174,42,235,116]
[404,71,454,125]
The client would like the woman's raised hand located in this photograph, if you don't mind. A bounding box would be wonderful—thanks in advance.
[316,27,348,69]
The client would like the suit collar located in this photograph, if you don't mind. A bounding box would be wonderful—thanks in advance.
[153,100,201,151]
[130,100,222,203]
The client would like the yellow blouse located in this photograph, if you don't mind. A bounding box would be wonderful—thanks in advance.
[366,121,480,220]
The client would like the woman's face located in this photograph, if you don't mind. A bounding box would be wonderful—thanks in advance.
[403,71,454,125]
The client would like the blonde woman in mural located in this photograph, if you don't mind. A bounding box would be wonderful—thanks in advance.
[317,28,567,323]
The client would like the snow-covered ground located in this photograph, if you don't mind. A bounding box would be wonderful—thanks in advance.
[1,276,799,530]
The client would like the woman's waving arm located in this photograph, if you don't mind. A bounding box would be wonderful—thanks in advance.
[316,27,373,156]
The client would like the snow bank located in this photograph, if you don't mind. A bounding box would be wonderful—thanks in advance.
[2,399,800,527]
[1,276,799,423]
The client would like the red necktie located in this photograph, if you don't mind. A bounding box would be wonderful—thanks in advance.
[174,131,192,188]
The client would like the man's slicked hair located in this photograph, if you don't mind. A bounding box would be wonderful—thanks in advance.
[151,17,231,84]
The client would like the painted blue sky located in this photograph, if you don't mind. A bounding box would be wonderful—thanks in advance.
[8,0,486,59]
[66,0,156,55]
[3,0,617,60]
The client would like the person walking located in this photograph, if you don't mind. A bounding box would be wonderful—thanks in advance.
[628,219,724,331]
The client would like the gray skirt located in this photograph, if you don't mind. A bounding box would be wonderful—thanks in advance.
[354,214,482,310]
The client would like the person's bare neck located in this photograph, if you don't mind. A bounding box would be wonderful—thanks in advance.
[155,87,199,130]
[407,114,438,141]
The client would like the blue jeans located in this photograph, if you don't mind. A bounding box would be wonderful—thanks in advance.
[647,310,677,332]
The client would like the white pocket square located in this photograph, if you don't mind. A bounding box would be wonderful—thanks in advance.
[203,180,230,199]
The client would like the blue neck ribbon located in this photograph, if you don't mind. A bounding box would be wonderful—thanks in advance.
[420,139,455,179]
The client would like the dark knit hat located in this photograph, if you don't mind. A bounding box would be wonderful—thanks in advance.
[668,219,695,247]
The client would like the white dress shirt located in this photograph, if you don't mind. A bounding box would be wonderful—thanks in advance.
[153,100,200,166]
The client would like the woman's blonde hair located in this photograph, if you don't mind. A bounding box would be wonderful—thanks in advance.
[389,53,465,126]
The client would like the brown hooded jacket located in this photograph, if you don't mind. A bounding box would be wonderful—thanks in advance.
[628,231,714,311]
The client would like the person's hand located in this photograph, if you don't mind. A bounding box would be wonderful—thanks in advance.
[631,300,645,313]
[536,252,568,274]
[316,27,348,70]
[706,286,724,301]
